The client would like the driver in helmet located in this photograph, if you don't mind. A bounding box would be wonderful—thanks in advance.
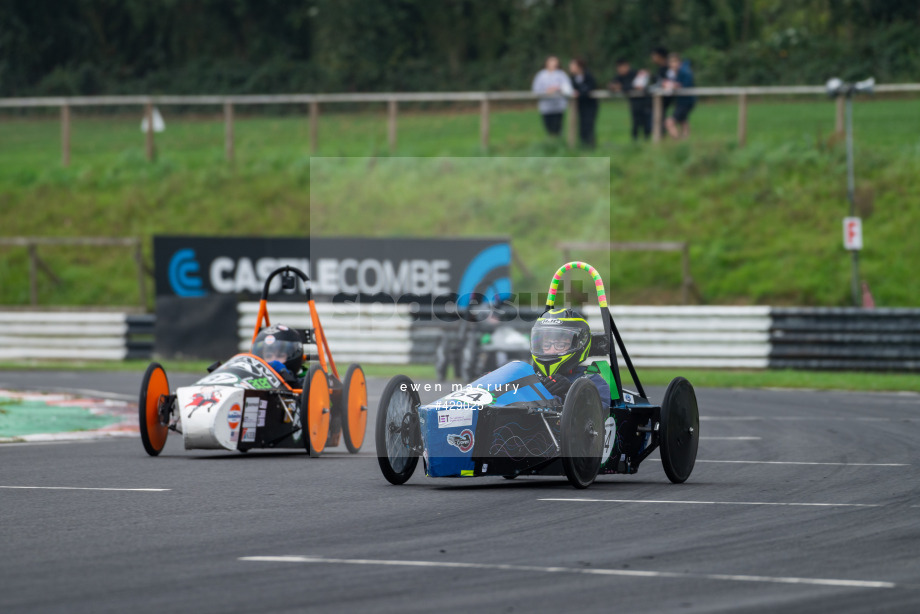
[251,324,305,387]
[531,308,610,404]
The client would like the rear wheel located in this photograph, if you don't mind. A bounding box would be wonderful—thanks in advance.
[659,377,699,483]
[139,362,170,456]
[560,378,605,489]
[375,375,421,485]
[302,365,331,457]
[341,364,368,453]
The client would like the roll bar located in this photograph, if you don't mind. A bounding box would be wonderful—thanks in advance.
[544,261,646,400]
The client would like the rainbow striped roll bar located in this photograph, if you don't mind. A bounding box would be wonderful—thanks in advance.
[546,261,607,308]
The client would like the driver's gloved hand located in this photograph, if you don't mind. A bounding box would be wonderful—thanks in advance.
[542,375,571,399]
[280,369,299,387]
[268,360,299,387]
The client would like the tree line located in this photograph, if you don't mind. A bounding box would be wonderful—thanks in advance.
[1,0,917,97]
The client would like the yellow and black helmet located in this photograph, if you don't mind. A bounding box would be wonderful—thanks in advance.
[531,308,591,377]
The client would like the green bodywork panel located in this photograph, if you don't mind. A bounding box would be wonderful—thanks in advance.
[588,360,619,401]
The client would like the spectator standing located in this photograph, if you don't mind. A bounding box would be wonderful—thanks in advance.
[609,58,652,141]
[568,58,598,148]
[663,52,696,139]
[531,56,573,137]
[651,46,673,116]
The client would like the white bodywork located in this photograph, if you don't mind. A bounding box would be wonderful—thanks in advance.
[176,385,246,451]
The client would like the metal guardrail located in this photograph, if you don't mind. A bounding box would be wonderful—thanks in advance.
[4,83,918,163]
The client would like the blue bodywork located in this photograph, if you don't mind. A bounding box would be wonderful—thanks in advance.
[418,361,553,477]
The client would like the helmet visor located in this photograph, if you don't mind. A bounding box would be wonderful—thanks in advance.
[530,326,586,358]
[252,338,302,366]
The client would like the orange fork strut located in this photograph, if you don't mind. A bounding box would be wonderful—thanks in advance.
[251,299,270,346]
[307,299,338,379]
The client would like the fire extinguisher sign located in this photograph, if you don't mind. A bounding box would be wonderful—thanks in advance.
[843,217,863,251]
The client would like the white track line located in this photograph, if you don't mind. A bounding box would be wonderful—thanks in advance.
[0,486,169,492]
[700,436,761,440]
[697,460,909,467]
[238,555,894,589]
[539,498,881,508]
[702,417,913,422]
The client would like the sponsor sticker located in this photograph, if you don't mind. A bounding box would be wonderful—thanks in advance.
[227,404,242,430]
[623,392,635,405]
[447,429,475,453]
[601,417,616,464]
[437,409,474,429]
[185,388,222,416]
[257,409,266,427]
[439,388,493,408]
[242,400,258,429]
[246,377,273,390]
[241,427,256,443]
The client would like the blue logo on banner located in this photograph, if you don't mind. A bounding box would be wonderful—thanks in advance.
[168,249,206,297]
[456,244,512,308]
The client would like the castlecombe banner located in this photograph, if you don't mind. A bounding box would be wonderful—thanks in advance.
[153,236,511,306]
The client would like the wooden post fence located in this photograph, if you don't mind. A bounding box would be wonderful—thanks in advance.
[309,101,319,154]
[387,99,398,152]
[60,104,71,167]
[652,94,663,143]
[737,92,748,147]
[557,241,699,305]
[0,237,149,308]
[144,102,155,161]
[480,97,490,151]
[1,83,917,165]
[567,102,577,148]
[224,102,234,162]
[835,95,845,137]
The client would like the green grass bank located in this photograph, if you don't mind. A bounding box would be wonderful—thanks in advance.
[1,97,919,307]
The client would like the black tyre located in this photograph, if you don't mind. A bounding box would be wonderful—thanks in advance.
[375,375,421,485]
[139,362,170,457]
[341,364,368,454]
[659,377,700,484]
[560,378,605,489]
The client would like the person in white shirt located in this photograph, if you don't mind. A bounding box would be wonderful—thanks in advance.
[531,56,574,137]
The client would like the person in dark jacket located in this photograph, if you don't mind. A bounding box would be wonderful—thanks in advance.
[663,52,696,139]
[609,58,652,141]
[568,58,598,148]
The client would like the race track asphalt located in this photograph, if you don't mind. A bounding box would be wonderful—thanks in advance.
[1,370,918,614]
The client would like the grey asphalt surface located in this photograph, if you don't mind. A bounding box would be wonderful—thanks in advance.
[1,370,919,613]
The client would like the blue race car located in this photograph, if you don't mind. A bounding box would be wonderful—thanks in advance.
[375,261,700,489]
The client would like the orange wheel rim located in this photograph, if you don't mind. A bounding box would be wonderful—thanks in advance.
[347,369,367,449]
[308,370,331,453]
[145,367,169,451]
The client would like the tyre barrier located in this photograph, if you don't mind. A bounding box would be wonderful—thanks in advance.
[0,311,153,361]
[2,306,915,371]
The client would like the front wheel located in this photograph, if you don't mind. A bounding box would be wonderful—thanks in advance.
[375,375,421,485]
[302,365,331,457]
[560,378,605,489]
[659,377,699,484]
[341,364,368,453]
[139,362,170,456]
